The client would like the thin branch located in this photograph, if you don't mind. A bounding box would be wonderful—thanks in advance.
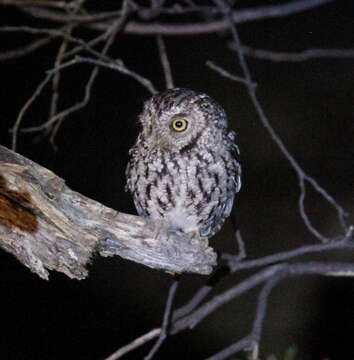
[224,226,354,272]
[298,178,326,241]
[205,273,284,360]
[11,72,53,150]
[95,222,353,360]
[171,264,284,333]
[0,0,74,8]
[237,45,354,62]
[207,60,257,88]
[40,0,130,138]
[0,36,53,61]
[17,6,125,23]
[172,261,354,340]
[48,0,86,149]
[156,35,174,89]
[173,228,354,328]
[172,284,212,321]
[104,278,180,360]
[0,25,70,36]
[211,0,348,242]
[250,275,284,355]
[136,4,219,19]
[14,0,333,36]
[16,55,156,136]
[0,24,79,62]
[11,2,158,147]
[19,59,98,134]
[234,230,247,261]
[172,264,233,322]
[0,26,129,67]
[48,29,73,149]
[69,56,157,94]
[195,261,354,360]
[205,336,253,360]
[62,29,114,60]
[0,26,124,66]
[104,328,161,360]
[144,278,179,360]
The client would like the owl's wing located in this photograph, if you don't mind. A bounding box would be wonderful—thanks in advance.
[125,147,151,219]
[229,130,242,194]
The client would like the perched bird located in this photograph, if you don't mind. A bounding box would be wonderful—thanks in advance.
[126,88,241,239]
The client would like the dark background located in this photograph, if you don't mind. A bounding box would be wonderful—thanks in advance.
[0,1,353,359]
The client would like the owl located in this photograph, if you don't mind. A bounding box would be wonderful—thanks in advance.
[125,88,241,239]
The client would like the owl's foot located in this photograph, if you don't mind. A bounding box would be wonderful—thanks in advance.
[187,230,209,246]
[152,219,170,239]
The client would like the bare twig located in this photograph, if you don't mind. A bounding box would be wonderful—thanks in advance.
[172,284,212,321]
[64,56,157,94]
[204,272,284,360]
[104,328,161,360]
[13,0,333,36]
[0,0,74,8]
[11,72,53,150]
[144,278,179,360]
[224,226,354,272]
[0,25,70,36]
[17,55,156,136]
[211,0,348,242]
[205,336,253,360]
[171,263,285,333]
[156,35,174,89]
[10,1,157,147]
[189,261,354,360]
[0,26,135,70]
[0,37,53,61]
[17,6,125,23]
[62,29,114,60]
[207,60,257,88]
[234,230,247,261]
[15,59,98,136]
[174,227,354,325]
[48,1,84,149]
[48,31,72,149]
[250,274,284,355]
[237,45,354,62]
[37,1,130,142]
[113,226,353,359]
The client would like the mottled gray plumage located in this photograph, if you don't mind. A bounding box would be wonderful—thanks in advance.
[126,88,241,239]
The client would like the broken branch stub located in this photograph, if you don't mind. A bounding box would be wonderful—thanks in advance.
[0,145,216,279]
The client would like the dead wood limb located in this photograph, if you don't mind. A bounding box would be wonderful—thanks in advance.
[0,145,216,279]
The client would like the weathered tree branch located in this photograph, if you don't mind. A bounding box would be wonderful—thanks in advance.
[0,145,217,279]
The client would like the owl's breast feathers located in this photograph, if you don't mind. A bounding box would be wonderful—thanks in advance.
[126,131,241,238]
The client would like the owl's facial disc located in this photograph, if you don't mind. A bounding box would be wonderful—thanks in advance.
[162,110,203,151]
[141,88,225,152]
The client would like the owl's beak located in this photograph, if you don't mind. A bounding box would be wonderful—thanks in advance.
[152,134,167,149]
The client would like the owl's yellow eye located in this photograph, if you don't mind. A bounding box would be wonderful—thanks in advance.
[171,118,188,132]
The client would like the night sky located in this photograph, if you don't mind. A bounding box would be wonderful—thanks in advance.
[0,1,353,359]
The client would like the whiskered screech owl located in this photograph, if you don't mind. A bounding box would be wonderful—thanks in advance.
[125,88,241,239]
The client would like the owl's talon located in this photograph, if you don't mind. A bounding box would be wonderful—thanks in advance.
[201,236,209,246]
[153,219,170,239]
[187,230,209,246]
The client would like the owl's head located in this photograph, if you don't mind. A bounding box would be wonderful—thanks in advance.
[139,88,228,152]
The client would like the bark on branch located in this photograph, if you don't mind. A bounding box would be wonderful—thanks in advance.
[0,145,216,279]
